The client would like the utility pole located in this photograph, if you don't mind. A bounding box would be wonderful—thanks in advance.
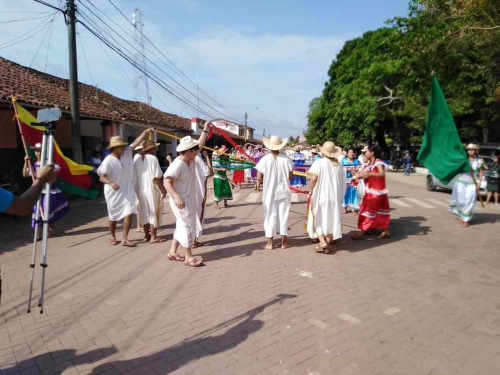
[67,0,82,163]
[132,9,151,105]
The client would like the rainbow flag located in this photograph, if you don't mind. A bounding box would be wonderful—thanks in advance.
[15,103,99,199]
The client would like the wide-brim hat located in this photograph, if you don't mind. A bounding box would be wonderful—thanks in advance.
[466,143,479,150]
[107,136,128,149]
[263,135,288,151]
[33,142,42,150]
[142,139,160,152]
[176,136,199,152]
[293,145,302,152]
[320,141,342,159]
[134,145,143,151]
[311,148,318,154]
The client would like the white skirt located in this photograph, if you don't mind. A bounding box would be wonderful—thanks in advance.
[449,180,476,222]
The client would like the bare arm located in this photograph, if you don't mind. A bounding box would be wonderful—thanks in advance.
[130,128,153,149]
[155,178,167,197]
[5,164,57,215]
[257,171,264,182]
[198,122,211,150]
[164,177,184,208]
[202,151,214,177]
[289,171,294,180]
[22,156,30,178]
[308,174,318,196]
[99,174,119,190]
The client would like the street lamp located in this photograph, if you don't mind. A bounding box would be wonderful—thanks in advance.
[244,107,259,142]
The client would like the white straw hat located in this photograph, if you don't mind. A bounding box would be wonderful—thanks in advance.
[466,143,479,150]
[176,136,199,152]
[320,141,342,159]
[107,136,128,149]
[263,135,288,151]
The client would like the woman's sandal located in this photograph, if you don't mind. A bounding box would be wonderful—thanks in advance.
[109,238,118,245]
[185,258,203,267]
[150,237,165,244]
[378,231,391,239]
[192,241,204,248]
[168,253,185,261]
[121,240,136,247]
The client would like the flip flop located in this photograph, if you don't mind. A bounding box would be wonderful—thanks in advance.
[121,240,136,247]
[168,253,185,261]
[378,232,391,239]
[150,238,165,244]
[192,241,204,248]
[184,258,203,267]
[109,238,118,245]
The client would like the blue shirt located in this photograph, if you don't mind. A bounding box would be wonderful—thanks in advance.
[0,187,14,213]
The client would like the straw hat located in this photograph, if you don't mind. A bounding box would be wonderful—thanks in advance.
[142,139,160,153]
[176,136,199,152]
[134,145,143,151]
[263,135,288,151]
[107,136,128,149]
[465,143,479,150]
[320,141,342,159]
[33,142,42,150]
[311,148,318,154]
[293,145,302,152]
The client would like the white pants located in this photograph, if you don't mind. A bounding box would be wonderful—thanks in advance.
[263,198,291,238]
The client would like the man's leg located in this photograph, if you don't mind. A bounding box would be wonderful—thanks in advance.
[142,224,151,241]
[122,214,133,245]
[486,191,492,204]
[278,200,291,249]
[263,202,277,250]
[109,221,117,244]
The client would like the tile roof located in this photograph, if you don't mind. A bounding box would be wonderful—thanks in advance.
[0,56,191,131]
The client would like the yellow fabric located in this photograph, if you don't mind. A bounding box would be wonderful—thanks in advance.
[15,103,93,175]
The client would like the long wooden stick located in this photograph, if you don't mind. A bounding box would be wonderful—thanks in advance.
[470,169,485,208]
[12,96,46,220]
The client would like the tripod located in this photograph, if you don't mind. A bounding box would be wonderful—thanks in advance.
[27,122,56,314]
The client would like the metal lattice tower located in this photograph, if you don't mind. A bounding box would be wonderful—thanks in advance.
[132,9,151,105]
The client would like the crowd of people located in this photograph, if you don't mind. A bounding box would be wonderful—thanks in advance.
[3,125,495,266]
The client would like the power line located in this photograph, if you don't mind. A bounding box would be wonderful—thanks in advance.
[0,14,56,24]
[77,2,242,123]
[29,12,57,68]
[100,0,245,119]
[76,24,96,85]
[0,13,55,50]
[44,12,57,72]
[77,19,220,120]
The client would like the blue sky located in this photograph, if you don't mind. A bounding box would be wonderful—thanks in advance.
[0,0,409,138]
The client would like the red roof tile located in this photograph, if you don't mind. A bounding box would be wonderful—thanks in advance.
[0,57,191,131]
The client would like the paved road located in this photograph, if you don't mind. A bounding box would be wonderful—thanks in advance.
[0,173,499,375]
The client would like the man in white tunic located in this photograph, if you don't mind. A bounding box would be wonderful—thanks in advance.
[164,136,204,267]
[98,129,152,247]
[133,139,167,244]
[194,122,213,247]
[307,141,346,254]
[256,135,294,250]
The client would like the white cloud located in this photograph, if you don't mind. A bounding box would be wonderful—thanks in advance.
[0,0,347,138]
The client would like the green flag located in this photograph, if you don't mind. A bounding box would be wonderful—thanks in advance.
[417,76,470,185]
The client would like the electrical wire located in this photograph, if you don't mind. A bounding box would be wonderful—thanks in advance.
[105,0,245,119]
[44,12,57,72]
[76,12,220,120]
[77,2,242,123]
[29,12,57,68]
[76,24,96,85]
[78,19,220,120]
[0,13,55,50]
[0,14,56,24]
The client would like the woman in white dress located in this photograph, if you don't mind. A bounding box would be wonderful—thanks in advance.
[449,143,486,227]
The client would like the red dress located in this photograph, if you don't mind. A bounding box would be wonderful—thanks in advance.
[232,169,245,184]
[358,160,390,231]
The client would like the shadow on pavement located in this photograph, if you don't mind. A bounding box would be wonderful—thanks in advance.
[1,347,117,375]
[88,294,296,374]
[203,216,236,224]
[471,212,500,225]
[339,216,430,253]
[199,229,265,262]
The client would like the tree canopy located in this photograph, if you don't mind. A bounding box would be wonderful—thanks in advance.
[306,0,500,150]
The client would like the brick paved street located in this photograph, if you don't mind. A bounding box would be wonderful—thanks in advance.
[1,173,499,375]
